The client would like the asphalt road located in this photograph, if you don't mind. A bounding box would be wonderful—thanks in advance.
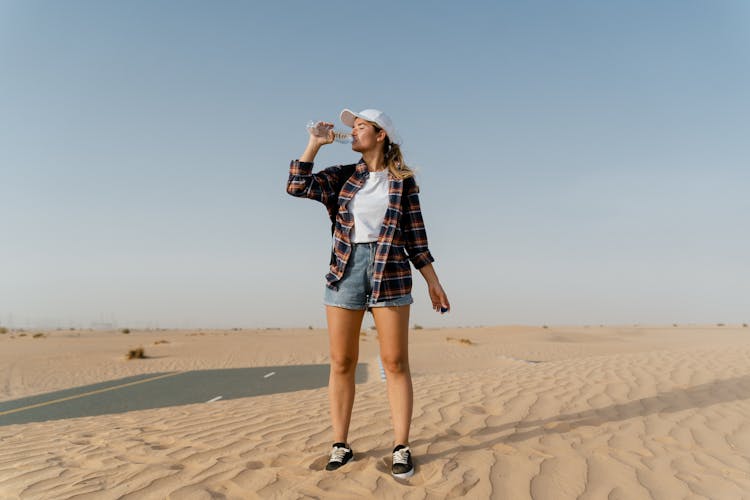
[0,364,368,426]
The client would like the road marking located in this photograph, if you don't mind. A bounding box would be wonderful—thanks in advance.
[378,358,386,382]
[206,396,223,403]
[0,371,186,417]
[263,372,276,378]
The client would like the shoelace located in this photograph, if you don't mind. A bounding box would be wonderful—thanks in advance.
[392,447,410,465]
[330,447,350,463]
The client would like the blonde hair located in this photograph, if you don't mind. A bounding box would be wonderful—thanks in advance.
[371,123,415,180]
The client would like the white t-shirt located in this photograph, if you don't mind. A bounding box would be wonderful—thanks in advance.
[349,170,389,243]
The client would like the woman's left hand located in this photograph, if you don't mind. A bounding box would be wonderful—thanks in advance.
[428,282,450,314]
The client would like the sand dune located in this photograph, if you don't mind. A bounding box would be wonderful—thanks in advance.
[1,325,749,498]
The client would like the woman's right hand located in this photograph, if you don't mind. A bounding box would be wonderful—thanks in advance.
[300,121,335,162]
[308,121,335,148]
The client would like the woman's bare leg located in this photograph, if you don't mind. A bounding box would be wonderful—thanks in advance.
[371,305,412,446]
[325,305,365,444]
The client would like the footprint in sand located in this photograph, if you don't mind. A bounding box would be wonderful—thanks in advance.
[308,456,330,471]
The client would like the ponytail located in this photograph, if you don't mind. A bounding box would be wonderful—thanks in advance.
[384,140,415,180]
[368,121,416,180]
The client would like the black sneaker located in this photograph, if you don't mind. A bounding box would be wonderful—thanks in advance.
[325,442,353,471]
[391,444,414,478]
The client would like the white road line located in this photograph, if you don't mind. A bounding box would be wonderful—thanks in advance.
[263,371,276,378]
[377,358,386,382]
[206,396,223,403]
[0,371,186,417]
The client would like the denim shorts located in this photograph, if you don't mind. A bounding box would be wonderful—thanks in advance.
[324,242,413,310]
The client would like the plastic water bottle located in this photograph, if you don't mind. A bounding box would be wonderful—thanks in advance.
[306,120,352,144]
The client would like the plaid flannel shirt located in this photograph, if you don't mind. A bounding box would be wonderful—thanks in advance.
[287,158,434,302]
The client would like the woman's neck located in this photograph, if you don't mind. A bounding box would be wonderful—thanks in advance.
[362,150,386,171]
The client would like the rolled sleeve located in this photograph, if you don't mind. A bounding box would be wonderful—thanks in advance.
[402,180,435,269]
[286,159,315,198]
[289,159,314,176]
[287,159,344,206]
[409,249,435,269]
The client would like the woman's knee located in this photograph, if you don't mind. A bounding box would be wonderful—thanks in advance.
[380,355,409,375]
[330,354,358,375]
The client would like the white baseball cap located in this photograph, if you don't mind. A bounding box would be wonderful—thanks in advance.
[340,108,402,145]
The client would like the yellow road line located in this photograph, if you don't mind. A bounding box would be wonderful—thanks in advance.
[0,371,186,417]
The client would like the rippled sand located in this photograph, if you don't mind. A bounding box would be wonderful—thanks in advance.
[1,325,749,499]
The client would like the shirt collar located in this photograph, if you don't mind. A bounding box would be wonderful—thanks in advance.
[355,157,369,176]
[356,157,390,177]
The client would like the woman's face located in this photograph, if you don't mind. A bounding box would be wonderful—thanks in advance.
[351,117,386,153]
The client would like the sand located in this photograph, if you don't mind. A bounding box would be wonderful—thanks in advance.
[1,325,749,499]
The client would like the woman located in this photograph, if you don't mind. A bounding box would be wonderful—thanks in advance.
[286,108,450,479]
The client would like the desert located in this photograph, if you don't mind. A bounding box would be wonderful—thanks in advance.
[1,324,749,498]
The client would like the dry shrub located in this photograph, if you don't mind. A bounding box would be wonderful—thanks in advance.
[121,328,130,334]
[153,340,169,345]
[0,327,7,334]
[19,333,27,337]
[446,336,474,346]
[33,333,46,339]
[126,347,145,359]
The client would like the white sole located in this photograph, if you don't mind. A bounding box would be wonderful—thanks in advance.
[392,468,414,479]
[326,457,353,471]
[336,458,354,465]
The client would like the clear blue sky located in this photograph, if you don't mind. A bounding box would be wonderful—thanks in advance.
[1,0,748,329]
